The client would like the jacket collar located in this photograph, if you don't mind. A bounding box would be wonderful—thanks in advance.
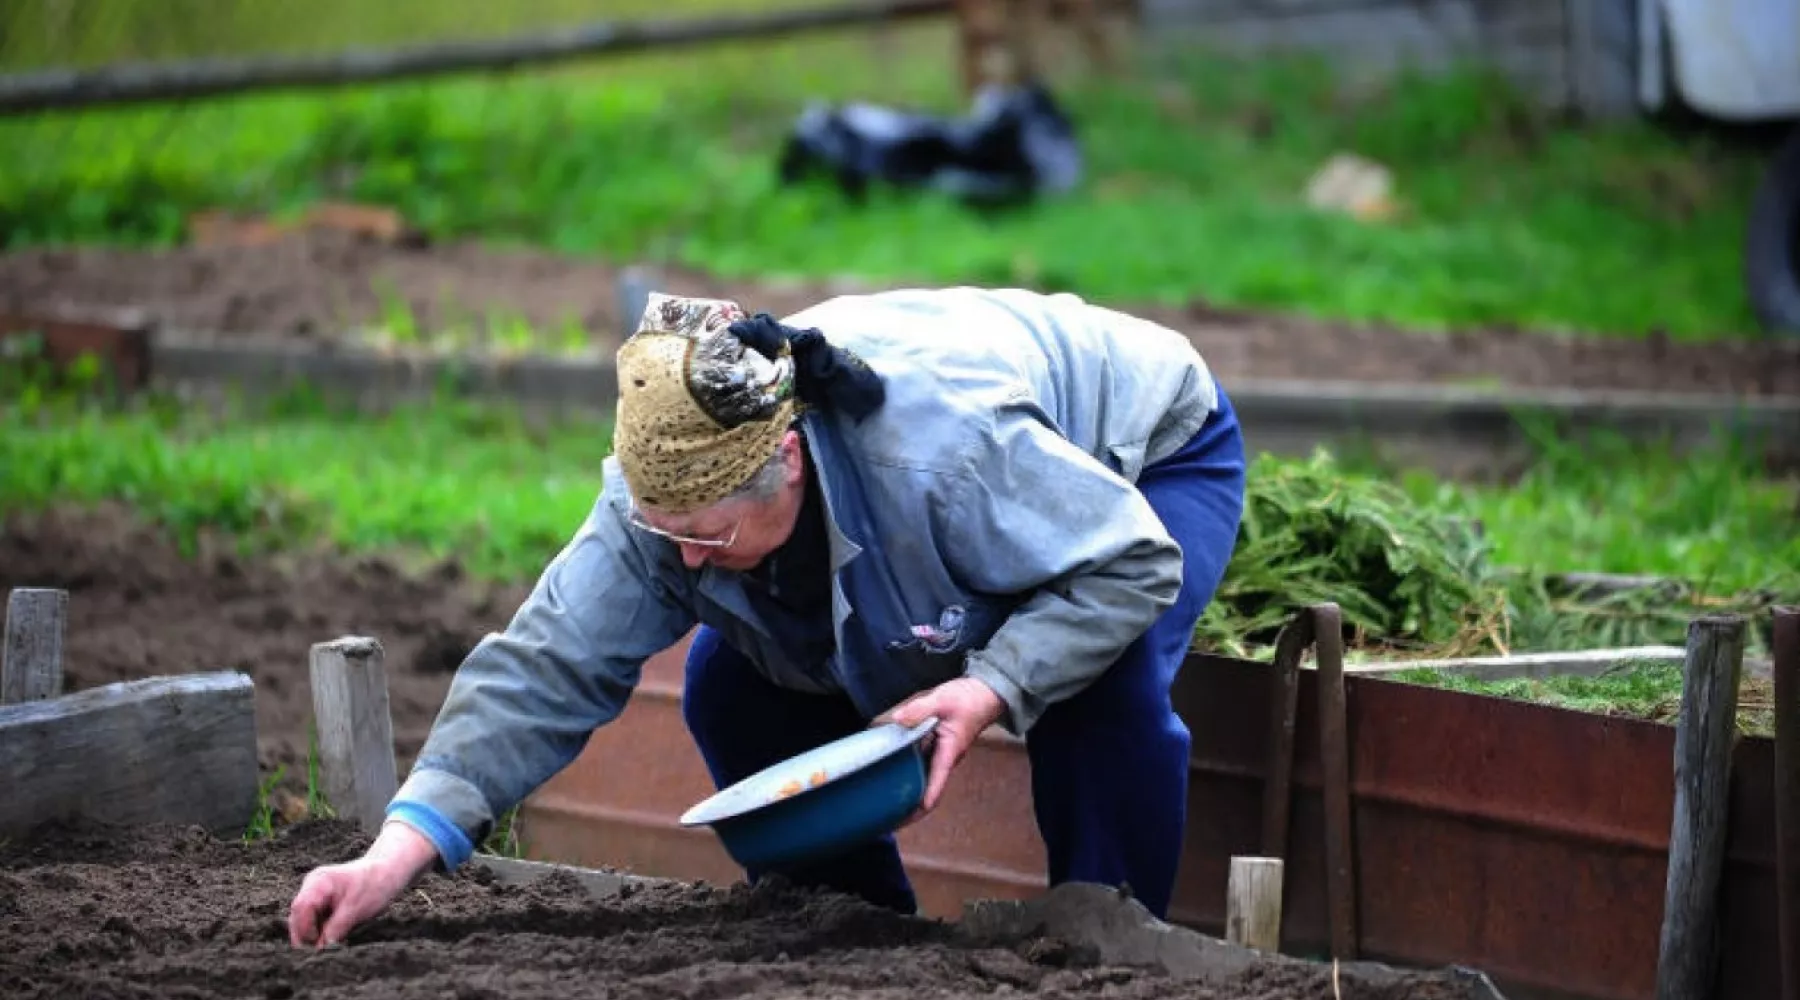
[800,410,864,634]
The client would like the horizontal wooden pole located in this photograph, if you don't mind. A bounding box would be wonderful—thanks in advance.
[0,0,954,115]
[0,672,260,840]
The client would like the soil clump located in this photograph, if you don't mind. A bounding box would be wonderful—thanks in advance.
[0,817,1478,1000]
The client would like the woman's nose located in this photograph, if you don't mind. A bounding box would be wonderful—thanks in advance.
[680,543,711,569]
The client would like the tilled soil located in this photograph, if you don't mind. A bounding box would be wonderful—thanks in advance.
[0,817,1477,1000]
[0,502,534,797]
[4,231,1798,397]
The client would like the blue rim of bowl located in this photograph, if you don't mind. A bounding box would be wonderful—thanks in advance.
[678,716,939,827]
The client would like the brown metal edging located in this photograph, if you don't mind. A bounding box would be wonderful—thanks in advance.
[1774,606,1799,1000]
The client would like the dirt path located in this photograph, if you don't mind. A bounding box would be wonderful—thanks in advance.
[5,231,1798,397]
[0,817,1476,1000]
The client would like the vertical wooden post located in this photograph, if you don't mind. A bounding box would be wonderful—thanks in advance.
[1656,613,1746,1000]
[1311,601,1359,960]
[1260,613,1310,858]
[2,587,67,705]
[309,636,399,834]
[955,0,1019,94]
[1772,606,1800,1000]
[1225,856,1285,953]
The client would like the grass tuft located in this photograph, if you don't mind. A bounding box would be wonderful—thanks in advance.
[1387,661,1777,737]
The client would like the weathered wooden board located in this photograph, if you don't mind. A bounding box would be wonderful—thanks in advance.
[2,587,67,705]
[0,672,260,841]
[470,853,661,900]
[309,636,399,834]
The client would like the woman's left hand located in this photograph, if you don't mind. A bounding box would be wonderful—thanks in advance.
[887,677,1007,825]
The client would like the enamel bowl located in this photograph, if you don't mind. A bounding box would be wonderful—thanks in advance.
[679,717,939,871]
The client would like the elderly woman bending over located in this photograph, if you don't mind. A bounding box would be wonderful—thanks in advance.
[288,286,1247,947]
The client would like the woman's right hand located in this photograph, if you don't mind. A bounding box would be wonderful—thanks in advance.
[287,820,440,949]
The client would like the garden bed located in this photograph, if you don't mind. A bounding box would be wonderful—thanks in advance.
[0,817,1488,1000]
[0,498,1779,807]
[5,230,1800,398]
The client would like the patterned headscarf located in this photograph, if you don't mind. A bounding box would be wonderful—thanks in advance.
[613,293,800,514]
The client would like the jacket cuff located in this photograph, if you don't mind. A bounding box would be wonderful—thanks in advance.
[388,766,492,870]
[964,655,1043,737]
[386,801,477,871]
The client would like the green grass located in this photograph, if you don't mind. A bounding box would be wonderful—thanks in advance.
[3,362,1794,662]
[0,5,1772,340]
[1385,660,1777,736]
[1386,419,1800,596]
[0,384,610,581]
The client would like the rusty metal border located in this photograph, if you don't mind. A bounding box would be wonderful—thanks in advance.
[1774,606,1799,1000]
[520,614,1783,1000]
[1168,640,1781,1000]
[0,305,153,394]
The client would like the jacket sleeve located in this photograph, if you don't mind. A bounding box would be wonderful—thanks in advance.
[943,402,1184,736]
[385,487,694,868]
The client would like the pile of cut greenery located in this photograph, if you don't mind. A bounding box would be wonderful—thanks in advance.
[1194,448,1793,665]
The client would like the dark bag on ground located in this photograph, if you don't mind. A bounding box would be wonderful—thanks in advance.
[776,82,1082,205]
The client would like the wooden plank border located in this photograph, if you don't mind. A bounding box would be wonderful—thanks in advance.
[0,672,260,840]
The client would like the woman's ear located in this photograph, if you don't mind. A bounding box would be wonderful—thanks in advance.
[781,429,807,486]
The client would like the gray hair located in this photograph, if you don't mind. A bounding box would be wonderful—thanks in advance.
[724,445,788,504]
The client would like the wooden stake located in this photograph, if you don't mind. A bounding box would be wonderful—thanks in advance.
[1772,606,1800,1000]
[1311,601,1359,961]
[2,587,67,705]
[309,636,399,834]
[1656,613,1746,1000]
[1225,856,1284,953]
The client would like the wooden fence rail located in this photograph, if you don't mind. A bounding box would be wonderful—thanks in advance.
[0,0,955,115]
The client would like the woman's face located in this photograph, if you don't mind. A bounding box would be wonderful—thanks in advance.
[631,430,807,572]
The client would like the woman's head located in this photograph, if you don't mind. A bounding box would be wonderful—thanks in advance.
[612,293,821,570]
[626,427,809,570]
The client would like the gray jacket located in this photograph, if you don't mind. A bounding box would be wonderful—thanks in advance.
[389,286,1220,867]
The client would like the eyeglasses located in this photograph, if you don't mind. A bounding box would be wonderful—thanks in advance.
[626,507,742,549]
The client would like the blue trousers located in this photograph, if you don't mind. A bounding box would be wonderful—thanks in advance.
[681,389,1246,919]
